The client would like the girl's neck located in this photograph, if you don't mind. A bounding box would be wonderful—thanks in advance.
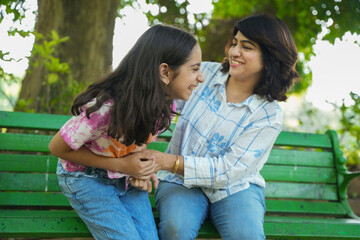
[225,76,256,104]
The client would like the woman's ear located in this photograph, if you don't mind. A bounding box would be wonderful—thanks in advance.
[159,63,173,86]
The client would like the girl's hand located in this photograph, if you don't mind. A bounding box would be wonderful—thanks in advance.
[129,173,159,193]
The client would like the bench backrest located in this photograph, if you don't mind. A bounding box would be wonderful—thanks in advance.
[0,111,356,219]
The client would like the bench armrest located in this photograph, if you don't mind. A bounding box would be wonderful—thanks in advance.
[339,171,360,219]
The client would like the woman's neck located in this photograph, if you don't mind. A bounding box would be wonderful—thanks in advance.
[225,76,256,104]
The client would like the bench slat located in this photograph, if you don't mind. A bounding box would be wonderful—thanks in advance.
[0,192,69,206]
[262,165,336,183]
[0,111,71,130]
[147,141,171,152]
[0,173,61,191]
[0,133,172,152]
[0,210,90,238]
[0,154,58,172]
[275,131,332,148]
[1,191,346,217]
[268,149,334,167]
[0,172,338,200]
[0,111,176,137]
[265,182,338,200]
[265,216,360,239]
[0,156,337,183]
[0,150,335,173]
[0,133,52,152]
[265,199,347,216]
[1,210,359,239]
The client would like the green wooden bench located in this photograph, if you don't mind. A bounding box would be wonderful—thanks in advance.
[1,110,360,239]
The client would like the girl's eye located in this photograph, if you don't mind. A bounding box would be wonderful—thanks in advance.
[230,42,237,46]
[193,68,199,72]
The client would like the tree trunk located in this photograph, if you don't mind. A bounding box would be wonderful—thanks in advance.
[15,0,119,114]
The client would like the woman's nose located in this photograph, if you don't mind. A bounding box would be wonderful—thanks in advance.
[229,45,242,57]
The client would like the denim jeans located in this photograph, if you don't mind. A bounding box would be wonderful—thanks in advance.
[57,162,158,240]
[155,181,266,240]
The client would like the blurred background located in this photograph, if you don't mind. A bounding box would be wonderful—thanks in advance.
[1,0,360,213]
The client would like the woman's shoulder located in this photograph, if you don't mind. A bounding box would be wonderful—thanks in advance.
[200,61,227,87]
[201,61,222,74]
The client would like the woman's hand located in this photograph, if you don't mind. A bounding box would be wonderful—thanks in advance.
[129,173,159,193]
[138,149,184,175]
[120,151,158,180]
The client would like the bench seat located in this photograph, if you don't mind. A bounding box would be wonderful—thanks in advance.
[1,110,360,239]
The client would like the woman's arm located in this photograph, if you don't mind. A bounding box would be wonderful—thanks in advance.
[49,131,157,180]
[149,118,281,189]
[146,150,185,176]
[181,123,281,189]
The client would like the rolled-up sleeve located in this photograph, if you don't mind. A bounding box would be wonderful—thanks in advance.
[184,115,281,188]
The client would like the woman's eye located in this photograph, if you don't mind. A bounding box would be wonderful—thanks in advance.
[193,68,199,72]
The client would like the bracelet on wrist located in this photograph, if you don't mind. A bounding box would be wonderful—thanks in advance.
[173,155,180,174]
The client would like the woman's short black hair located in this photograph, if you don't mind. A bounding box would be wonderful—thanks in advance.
[221,14,300,102]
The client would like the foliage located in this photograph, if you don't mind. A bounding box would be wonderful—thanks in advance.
[0,50,21,110]
[0,0,33,111]
[0,0,32,37]
[14,30,84,114]
[24,30,83,114]
[210,0,360,57]
[145,0,360,95]
[145,0,191,30]
[144,0,211,35]
[336,92,360,167]
[284,92,360,167]
[208,0,360,94]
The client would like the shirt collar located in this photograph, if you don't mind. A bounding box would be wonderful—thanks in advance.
[212,70,229,87]
[212,71,267,112]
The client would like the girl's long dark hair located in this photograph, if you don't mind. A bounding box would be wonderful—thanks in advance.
[71,24,197,146]
[221,14,300,102]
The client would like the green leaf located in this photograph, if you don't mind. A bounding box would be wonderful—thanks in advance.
[47,73,58,85]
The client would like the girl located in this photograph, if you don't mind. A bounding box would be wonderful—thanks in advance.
[132,14,299,239]
[48,24,204,240]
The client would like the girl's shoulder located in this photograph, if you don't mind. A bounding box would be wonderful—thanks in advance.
[83,98,113,112]
[77,98,114,127]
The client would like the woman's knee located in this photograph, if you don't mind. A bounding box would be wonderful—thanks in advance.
[158,217,199,240]
[224,222,265,240]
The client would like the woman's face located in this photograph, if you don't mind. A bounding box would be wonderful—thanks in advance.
[166,43,204,101]
[228,31,264,85]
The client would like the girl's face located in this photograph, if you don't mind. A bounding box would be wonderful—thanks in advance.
[228,31,264,85]
[166,44,204,101]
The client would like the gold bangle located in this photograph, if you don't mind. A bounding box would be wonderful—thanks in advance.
[173,155,180,174]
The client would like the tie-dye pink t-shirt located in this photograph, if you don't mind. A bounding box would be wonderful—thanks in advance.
[59,99,155,179]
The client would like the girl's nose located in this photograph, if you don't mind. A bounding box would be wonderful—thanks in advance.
[197,73,205,83]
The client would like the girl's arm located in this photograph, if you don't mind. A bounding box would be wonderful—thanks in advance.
[49,131,157,180]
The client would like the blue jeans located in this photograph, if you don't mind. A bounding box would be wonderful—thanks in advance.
[155,181,266,240]
[57,162,158,240]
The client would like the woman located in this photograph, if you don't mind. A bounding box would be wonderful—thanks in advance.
[133,14,299,239]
